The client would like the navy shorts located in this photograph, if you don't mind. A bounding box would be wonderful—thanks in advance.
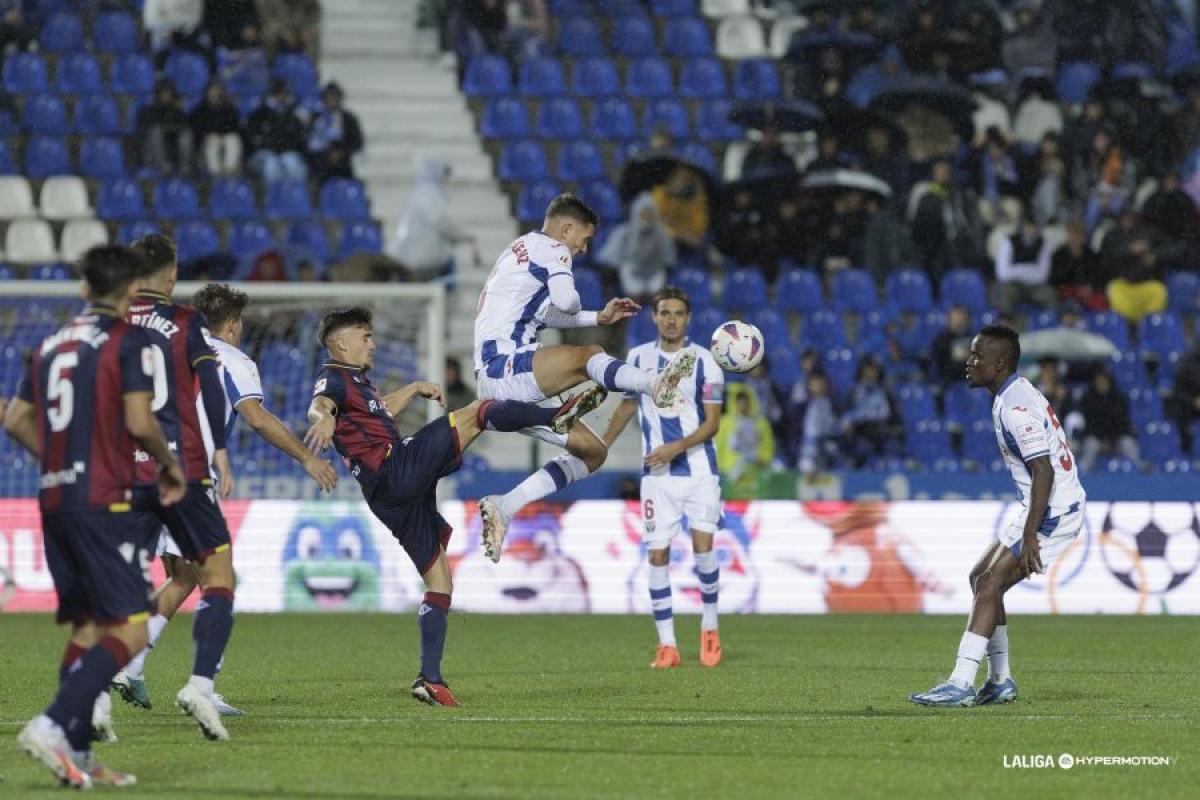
[132,481,231,562]
[367,415,462,574]
[42,510,155,625]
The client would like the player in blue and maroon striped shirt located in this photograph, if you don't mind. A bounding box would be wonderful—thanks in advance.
[306,307,606,706]
[4,245,184,789]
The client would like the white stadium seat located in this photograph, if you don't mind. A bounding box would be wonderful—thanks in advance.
[5,219,59,263]
[769,15,809,58]
[0,176,37,219]
[702,0,750,17]
[59,219,109,263]
[40,176,92,220]
[717,15,768,59]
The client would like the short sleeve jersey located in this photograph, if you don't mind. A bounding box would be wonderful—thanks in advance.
[311,361,400,495]
[992,374,1087,513]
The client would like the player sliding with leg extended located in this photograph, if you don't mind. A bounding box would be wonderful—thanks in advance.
[474,194,695,561]
[910,325,1086,707]
[112,283,338,716]
[602,288,726,669]
[306,307,603,706]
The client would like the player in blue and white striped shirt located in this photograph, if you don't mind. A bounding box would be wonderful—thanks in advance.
[603,287,726,670]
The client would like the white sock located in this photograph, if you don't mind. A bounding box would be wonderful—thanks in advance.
[188,675,214,696]
[695,549,719,631]
[987,625,1010,682]
[586,352,653,394]
[125,613,169,680]
[648,563,675,646]
[499,454,590,519]
[949,631,989,688]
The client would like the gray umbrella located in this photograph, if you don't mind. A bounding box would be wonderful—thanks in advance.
[801,169,892,199]
[1019,329,1118,362]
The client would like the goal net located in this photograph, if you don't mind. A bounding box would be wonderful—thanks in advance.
[0,281,446,501]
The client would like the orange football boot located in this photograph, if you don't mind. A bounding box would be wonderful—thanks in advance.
[700,629,722,667]
[650,644,681,669]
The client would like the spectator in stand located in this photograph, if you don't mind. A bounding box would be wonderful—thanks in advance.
[307,82,364,182]
[791,372,836,478]
[909,159,986,281]
[1050,219,1109,310]
[1078,369,1144,471]
[973,126,1020,223]
[597,193,676,303]
[1029,146,1068,226]
[746,360,784,446]
[137,81,195,175]
[191,80,242,176]
[444,356,474,412]
[1142,173,1200,247]
[1107,236,1168,324]
[862,193,916,285]
[1035,356,1072,420]
[1012,74,1063,148]
[204,0,262,51]
[929,305,973,388]
[652,166,709,255]
[717,383,777,494]
[258,0,321,57]
[0,0,34,52]
[1002,1,1057,77]
[993,216,1056,313]
[506,0,549,60]
[840,357,894,468]
[740,124,796,179]
[1172,344,1200,454]
[245,79,309,182]
[970,70,1013,145]
[143,0,206,63]
[388,157,473,282]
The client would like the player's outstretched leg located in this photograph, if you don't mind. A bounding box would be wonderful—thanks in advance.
[533,344,695,409]
[410,550,459,707]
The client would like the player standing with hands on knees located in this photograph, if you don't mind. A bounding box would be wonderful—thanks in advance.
[910,325,1086,707]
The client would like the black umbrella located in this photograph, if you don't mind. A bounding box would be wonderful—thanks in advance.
[728,100,825,132]
[869,76,978,124]
[786,28,879,60]
[794,0,890,11]
[823,104,906,153]
[800,169,892,200]
[617,152,717,206]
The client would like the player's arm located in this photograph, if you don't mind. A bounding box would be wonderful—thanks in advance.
[305,394,338,453]
[124,391,186,505]
[1019,455,1054,578]
[189,316,233,497]
[645,402,722,469]
[238,398,337,492]
[2,396,39,456]
[382,381,445,418]
[601,397,638,447]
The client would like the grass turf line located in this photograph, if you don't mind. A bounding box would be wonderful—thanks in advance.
[0,614,1194,799]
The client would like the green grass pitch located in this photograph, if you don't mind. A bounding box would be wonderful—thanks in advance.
[0,614,1195,798]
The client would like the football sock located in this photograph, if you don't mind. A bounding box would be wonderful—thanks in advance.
[46,637,130,752]
[192,588,234,683]
[125,613,169,680]
[949,631,989,688]
[499,454,590,519]
[59,642,86,684]
[695,550,720,631]
[418,592,451,683]
[987,625,1011,682]
[648,564,676,646]
[586,353,653,394]
[477,399,558,432]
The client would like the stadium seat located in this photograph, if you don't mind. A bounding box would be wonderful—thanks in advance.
[652,0,697,15]
[680,58,728,99]
[749,308,789,346]
[679,142,717,173]
[116,220,159,244]
[665,18,714,58]
[1108,351,1150,390]
[549,0,590,12]
[21,95,71,135]
[717,15,768,60]
[1138,312,1185,359]
[174,220,221,262]
[74,95,121,135]
[231,220,276,262]
[338,221,383,258]
[59,219,108,263]
[1086,310,1131,348]
[39,176,90,220]
[627,307,658,348]
[776,269,824,313]
[0,109,15,137]
[23,137,70,178]
[571,57,620,98]
[670,266,712,308]
[939,269,988,316]
[318,179,370,221]
[6,220,58,263]
[1167,271,1200,314]
[896,383,935,422]
[703,0,750,15]
[518,56,565,97]
[1139,421,1182,464]
[152,178,201,220]
[1027,309,1060,331]
[164,50,210,99]
[642,98,690,139]
[28,263,71,281]
[579,179,622,222]
[732,58,780,100]
[39,12,84,53]
[822,348,858,398]
[498,140,550,182]
[590,98,638,140]
[79,136,127,179]
[224,57,270,101]
[696,99,744,141]
[265,179,313,220]
[110,54,156,96]
[1128,387,1163,428]
[830,268,878,313]
[688,307,725,346]
[285,221,330,263]
[611,17,657,58]
[1057,61,1101,104]
[273,53,319,99]
[517,180,562,222]
[96,178,144,220]
[3,53,48,94]
[209,178,259,219]
[884,269,933,313]
[463,55,512,97]
[724,267,769,309]
[944,382,990,428]
[770,16,810,58]
[557,18,605,57]
[802,310,845,350]
[766,343,801,391]
[536,98,584,140]
[94,11,140,54]
[481,97,530,140]
[962,420,997,465]
[56,53,102,94]
[556,140,606,181]
[626,58,675,99]
[574,267,605,309]
[907,418,952,466]
[0,176,35,219]
[0,141,14,176]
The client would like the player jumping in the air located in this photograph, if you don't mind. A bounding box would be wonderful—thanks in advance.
[112,283,338,716]
[603,288,726,669]
[6,245,185,789]
[910,325,1087,707]
[306,307,604,706]
[474,194,695,562]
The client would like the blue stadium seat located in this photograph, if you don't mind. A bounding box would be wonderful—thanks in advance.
[626,58,675,99]
[1027,309,1060,331]
[29,263,72,280]
[557,17,605,57]
[265,179,313,220]
[652,0,697,15]
[776,269,823,313]
[556,140,606,181]
[1167,271,1199,314]
[896,383,935,423]
[1139,421,1182,464]
[209,178,258,219]
[670,266,711,308]
[802,310,845,350]
[884,269,933,313]
[749,308,788,346]
[536,98,584,140]
[766,343,801,392]
[822,348,858,398]
[590,98,638,140]
[642,98,690,139]
[481,97,529,139]
[830,268,878,312]
[665,18,714,57]
[962,419,997,465]
[939,269,988,316]
[549,0,591,12]
[338,221,382,258]
[463,55,512,97]
[0,141,13,174]
[724,267,769,308]
[153,177,201,220]
[1057,61,1101,104]
[498,140,549,182]
[78,137,126,179]
[164,50,210,99]
[110,54,155,96]
[93,11,140,55]
[1128,387,1163,428]
[679,142,716,173]
[679,58,727,99]
[517,180,561,221]
[0,109,15,137]
[1086,310,1130,348]
[224,58,270,101]
[611,17,657,58]
[175,220,221,262]
[23,136,70,178]
[74,95,121,135]
[21,95,70,135]
[1138,312,1185,359]
[285,221,330,263]
[944,382,990,428]
[579,179,621,222]
[907,418,952,466]
[1108,351,1150,390]
[732,59,781,101]
[39,13,84,53]
[4,53,49,94]
[231,220,276,261]
[116,220,159,244]
[318,179,370,221]
[574,267,605,309]
[96,178,144,220]
[56,53,102,94]
[572,57,620,97]
[688,307,725,346]
[696,99,744,141]
[627,307,658,348]
[518,56,565,97]
[273,53,319,99]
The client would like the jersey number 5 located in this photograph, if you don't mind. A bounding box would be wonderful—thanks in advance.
[47,352,79,432]
[1045,404,1074,471]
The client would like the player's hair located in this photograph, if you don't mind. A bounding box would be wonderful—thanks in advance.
[651,286,691,313]
[194,283,249,329]
[979,324,1021,370]
[79,244,150,298]
[319,306,373,347]
[544,193,598,227]
[130,233,178,273]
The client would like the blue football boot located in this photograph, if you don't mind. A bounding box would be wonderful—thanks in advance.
[975,677,1018,705]
[909,681,977,707]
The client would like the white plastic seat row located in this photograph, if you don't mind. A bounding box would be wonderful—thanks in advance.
[0,176,93,221]
[6,218,109,263]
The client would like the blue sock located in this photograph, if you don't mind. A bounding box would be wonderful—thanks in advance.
[192,589,234,680]
[478,399,557,432]
[418,592,450,683]
[59,641,85,685]
[46,637,129,752]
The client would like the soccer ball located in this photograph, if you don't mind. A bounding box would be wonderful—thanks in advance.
[710,321,765,373]
[1099,503,1200,594]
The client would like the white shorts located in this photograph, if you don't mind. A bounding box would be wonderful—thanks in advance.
[475,347,546,404]
[640,474,722,549]
[998,501,1085,569]
[156,529,181,558]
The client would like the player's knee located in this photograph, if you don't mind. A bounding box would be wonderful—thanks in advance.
[579,344,604,367]
[647,548,670,567]
[568,433,607,473]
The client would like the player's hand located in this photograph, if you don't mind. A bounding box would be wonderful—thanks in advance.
[597,297,641,325]
[304,455,338,492]
[1018,535,1043,578]
[644,442,683,469]
[414,381,445,408]
[158,460,186,507]
[213,449,234,499]
[304,415,335,453]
